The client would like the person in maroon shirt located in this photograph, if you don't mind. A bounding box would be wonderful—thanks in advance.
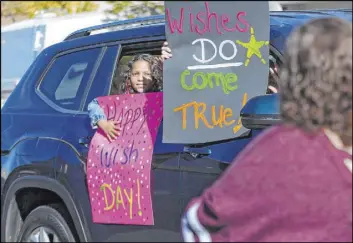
[181,17,352,242]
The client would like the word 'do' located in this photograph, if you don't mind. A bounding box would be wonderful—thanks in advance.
[191,39,241,66]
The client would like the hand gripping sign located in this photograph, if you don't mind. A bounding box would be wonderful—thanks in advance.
[87,92,163,225]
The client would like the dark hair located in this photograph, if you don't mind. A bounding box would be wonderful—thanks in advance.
[118,53,163,94]
[279,17,352,146]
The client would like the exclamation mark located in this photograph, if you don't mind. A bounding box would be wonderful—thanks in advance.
[233,93,248,134]
[137,180,142,216]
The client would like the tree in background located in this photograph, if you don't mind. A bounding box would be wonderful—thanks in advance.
[1,1,98,22]
[105,1,164,20]
[1,1,165,25]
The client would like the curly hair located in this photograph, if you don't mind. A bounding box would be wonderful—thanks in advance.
[117,53,163,94]
[279,17,352,146]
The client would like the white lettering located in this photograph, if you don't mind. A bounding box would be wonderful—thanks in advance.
[219,40,237,61]
[187,62,243,70]
[192,38,217,64]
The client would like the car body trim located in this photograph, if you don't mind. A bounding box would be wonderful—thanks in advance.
[241,115,281,129]
[1,136,85,166]
[79,46,108,111]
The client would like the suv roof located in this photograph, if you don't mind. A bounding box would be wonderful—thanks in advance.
[43,9,351,59]
[65,9,352,41]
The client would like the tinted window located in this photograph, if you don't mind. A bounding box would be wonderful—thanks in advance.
[39,48,102,111]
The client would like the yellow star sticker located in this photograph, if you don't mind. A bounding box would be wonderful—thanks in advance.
[236,27,269,67]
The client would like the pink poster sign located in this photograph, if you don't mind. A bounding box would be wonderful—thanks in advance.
[86,92,163,225]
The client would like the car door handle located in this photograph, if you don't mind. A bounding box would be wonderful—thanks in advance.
[79,136,92,147]
[183,146,211,159]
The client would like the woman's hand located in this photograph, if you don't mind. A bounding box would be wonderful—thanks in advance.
[97,120,121,142]
[268,85,278,94]
[161,41,172,61]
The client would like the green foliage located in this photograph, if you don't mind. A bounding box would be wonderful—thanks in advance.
[1,1,99,19]
[106,1,165,19]
[2,1,165,24]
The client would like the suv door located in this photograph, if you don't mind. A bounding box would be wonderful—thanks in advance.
[61,45,121,160]
[46,44,122,241]
[27,46,107,177]
[34,44,122,241]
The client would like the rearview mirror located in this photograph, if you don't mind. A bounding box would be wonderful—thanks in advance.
[240,94,281,129]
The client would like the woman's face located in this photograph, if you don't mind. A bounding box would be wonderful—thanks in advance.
[130,60,153,93]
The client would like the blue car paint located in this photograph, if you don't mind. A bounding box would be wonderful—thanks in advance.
[269,9,352,53]
[1,10,351,242]
[241,93,280,117]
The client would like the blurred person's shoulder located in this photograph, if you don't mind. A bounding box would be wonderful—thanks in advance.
[232,124,351,183]
[244,124,350,160]
[238,124,330,158]
[234,124,315,164]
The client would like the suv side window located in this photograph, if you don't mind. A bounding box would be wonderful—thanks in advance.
[38,47,102,111]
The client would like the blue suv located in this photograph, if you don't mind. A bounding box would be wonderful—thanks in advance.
[1,9,351,242]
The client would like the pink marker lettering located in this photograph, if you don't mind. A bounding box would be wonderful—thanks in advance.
[166,7,184,34]
[236,12,250,33]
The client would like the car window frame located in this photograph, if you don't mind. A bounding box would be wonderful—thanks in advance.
[107,39,165,96]
[82,45,122,111]
[269,44,284,65]
[35,36,166,115]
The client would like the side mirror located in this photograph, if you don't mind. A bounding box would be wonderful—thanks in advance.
[240,94,281,129]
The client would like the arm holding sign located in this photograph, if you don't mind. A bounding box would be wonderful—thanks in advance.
[88,98,106,129]
[88,53,163,142]
[88,99,121,142]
